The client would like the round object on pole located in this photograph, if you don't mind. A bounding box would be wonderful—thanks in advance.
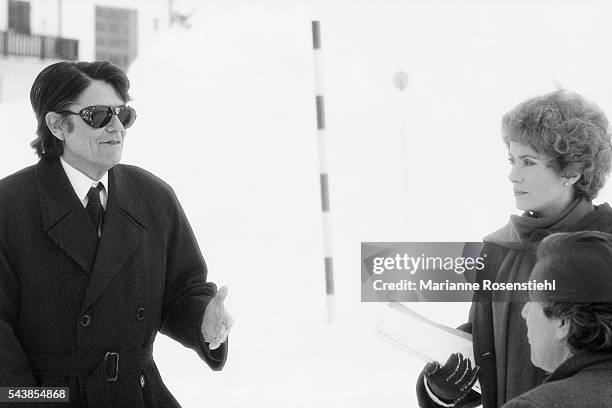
[393,71,409,91]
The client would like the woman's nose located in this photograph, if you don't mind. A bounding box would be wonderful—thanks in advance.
[509,165,522,184]
[521,302,529,319]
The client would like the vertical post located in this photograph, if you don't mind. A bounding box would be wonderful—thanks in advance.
[312,21,335,323]
[168,0,174,27]
[2,30,9,57]
[393,71,410,231]
[3,32,9,57]
[40,35,46,59]
[57,0,63,37]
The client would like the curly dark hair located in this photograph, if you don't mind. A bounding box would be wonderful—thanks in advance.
[29,61,131,159]
[542,302,612,354]
[532,231,612,353]
[502,90,612,200]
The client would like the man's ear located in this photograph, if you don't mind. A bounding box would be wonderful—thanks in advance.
[555,318,571,340]
[45,112,67,141]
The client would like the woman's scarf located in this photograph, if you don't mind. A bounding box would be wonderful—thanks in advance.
[484,197,594,251]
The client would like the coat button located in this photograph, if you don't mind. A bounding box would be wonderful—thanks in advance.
[140,374,146,388]
[80,314,91,327]
[136,307,145,320]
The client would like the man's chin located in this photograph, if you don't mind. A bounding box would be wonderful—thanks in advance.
[93,158,121,175]
[105,153,123,168]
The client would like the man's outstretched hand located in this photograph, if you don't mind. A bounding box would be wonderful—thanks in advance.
[201,286,234,350]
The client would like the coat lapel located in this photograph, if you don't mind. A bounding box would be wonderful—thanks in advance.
[80,165,146,313]
[37,158,99,273]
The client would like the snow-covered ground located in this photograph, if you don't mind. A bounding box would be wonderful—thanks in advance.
[2,1,612,406]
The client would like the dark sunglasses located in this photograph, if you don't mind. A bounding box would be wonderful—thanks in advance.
[59,105,137,129]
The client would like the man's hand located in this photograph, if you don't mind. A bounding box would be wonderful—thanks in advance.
[201,286,234,350]
[424,353,479,403]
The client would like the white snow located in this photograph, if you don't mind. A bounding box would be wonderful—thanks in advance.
[2,1,612,406]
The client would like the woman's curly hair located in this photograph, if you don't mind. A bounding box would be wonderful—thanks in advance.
[502,90,612,200]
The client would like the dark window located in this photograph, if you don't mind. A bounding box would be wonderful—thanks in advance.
[95,6,138,70]
[8,0,31,34]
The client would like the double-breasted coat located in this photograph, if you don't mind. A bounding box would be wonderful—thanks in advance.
[0,158,227,407]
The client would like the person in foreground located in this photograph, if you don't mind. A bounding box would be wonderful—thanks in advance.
[502,230,612,408]
[416,89,612,408]
[0,61,233,407]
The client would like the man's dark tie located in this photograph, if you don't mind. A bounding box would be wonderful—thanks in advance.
[86,183,105,234]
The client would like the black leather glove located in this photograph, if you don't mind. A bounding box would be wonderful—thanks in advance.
[424,353,479,403]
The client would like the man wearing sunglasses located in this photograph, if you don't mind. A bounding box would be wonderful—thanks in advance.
[0,61,232,407]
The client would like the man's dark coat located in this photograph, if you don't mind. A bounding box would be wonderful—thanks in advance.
[502,352,612,408]
[0,158,227,407]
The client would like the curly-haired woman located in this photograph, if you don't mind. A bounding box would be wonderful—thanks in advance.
[503,231,612,408]
[417,90,612,408]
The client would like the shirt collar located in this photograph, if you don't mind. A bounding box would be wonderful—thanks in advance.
[60,157,109,202]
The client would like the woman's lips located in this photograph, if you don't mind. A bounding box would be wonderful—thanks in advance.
[514,191,528,196]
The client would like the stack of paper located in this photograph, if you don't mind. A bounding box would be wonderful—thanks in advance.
[378,302,481,393]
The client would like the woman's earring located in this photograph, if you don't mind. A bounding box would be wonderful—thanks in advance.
[563,181,569,186]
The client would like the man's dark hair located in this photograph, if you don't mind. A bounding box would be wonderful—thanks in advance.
[29,61,131,159]
[533,231,612,353]
[542,302,612,354]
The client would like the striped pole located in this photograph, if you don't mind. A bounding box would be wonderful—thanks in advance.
[312,21,334,323]
[393,71,410,231]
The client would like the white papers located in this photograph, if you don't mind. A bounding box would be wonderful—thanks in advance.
[378,302,481,393]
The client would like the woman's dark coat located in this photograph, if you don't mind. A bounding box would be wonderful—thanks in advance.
[0,158,227,407]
